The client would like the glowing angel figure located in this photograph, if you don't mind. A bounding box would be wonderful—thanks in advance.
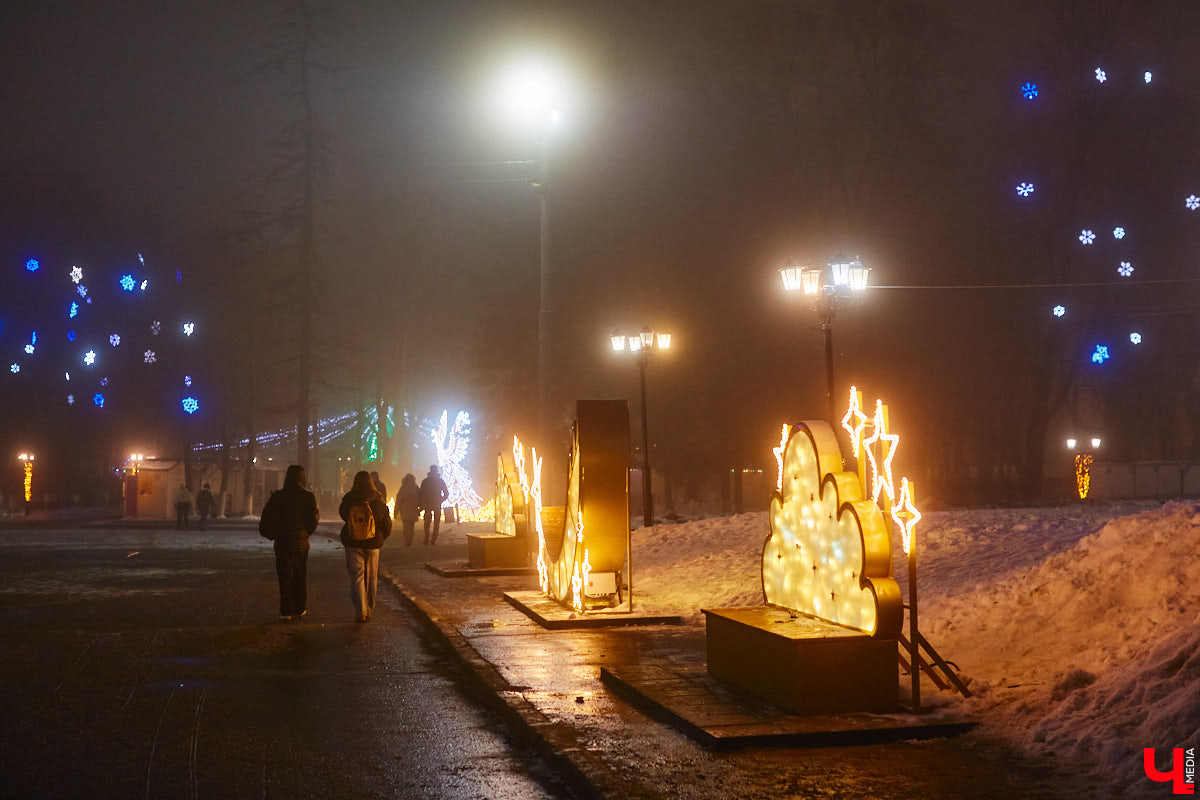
[430,410,484,513]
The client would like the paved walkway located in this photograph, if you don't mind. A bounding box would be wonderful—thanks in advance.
[377,522,1095,800]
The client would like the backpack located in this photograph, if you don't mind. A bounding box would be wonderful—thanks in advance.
[348,502,375,541]
[259,491,281,540]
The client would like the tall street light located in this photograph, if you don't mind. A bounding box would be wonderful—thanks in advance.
[780,255,870,424]
[611,327,672,526]
[497,59,568,450]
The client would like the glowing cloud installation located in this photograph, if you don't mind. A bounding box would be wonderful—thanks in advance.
[763,419,902,638]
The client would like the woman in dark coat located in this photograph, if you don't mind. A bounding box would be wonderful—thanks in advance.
[339,470,392,622]
[393,473,420,546]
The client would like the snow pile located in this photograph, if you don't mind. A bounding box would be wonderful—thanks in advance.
[630,502,1200,795]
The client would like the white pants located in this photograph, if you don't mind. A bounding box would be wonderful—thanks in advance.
[343,546,379,618]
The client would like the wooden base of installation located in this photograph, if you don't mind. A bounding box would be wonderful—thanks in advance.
[704,606,898,714]
[466,533,531,569]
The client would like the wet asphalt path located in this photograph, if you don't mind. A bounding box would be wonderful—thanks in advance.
[0,523,570,800]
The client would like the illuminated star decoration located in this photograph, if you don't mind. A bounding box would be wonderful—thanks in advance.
[1187,195,1200,210]
[83,350,96,366]
[862,399,900,505]
[119,274,136,291]
[181,397,199,415]
[1118,261,1133,277]
[1020,81,1039,100]
[890,477,922,556]
[25,258,40,272]
[841,386,869,458]
[109,334,121,346]
[77,285,87,298]
[143,350,156,364]
[1092,345,1110,364]
[69,266,82,283]
[772,423,789,490]
[1130,332,1142,344]
[1079,229,1096,245]
[1016,182,1035,197]
[1053,305,1066,317]
[93,393,105,407]
[1095,67,1107,83]
[182,322,195,337]
[151,320,161,335]
[1113,226,1125,239]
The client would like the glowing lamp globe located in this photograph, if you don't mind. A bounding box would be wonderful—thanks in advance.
[847,258,870,292]
[656,332,672,350]
[610,332,625,351]
[800,267,822,296]
[779,264,805,293]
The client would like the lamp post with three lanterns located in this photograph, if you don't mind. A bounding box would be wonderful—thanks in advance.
[611,327,672,527]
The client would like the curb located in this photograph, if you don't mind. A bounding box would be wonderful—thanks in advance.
[381,570,613,800]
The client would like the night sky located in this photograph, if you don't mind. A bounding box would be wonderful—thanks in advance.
[4,1,1200,506]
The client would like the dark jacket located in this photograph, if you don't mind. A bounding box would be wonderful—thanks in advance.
[196,489,215,515]
[419,474,448,511]
[394,479,420,522]
[339,489,392,549]
[259,483,320,550]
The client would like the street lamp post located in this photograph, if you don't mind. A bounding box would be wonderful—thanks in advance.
[780,255,870,424]
[611,327,672,527]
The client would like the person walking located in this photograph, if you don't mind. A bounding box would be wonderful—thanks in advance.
[419,465,448,545]
[370,471,388,506]
[393,473,420,546]
[195,483,215,531]
[173,483,193,530]
[339,471,392,622]
[258,465,320,620]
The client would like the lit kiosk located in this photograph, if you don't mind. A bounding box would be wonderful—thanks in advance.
[704,393,909,714]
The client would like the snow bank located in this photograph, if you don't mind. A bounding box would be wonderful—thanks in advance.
[630,501,1200,796]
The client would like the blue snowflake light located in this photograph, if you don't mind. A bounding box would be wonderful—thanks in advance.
[9,364,19,374]
[119,274,135,292]
[1095,67,1107,83]
[1053,305,1066,317]
[138,252,145,265]
[143,350,156,364]
[1187,195,1200,211]
[109,334,121,346]
[1021,82,1039,100]
[83,350,96,366]
[151,320,161,335]
[99,377,108,387]
[77,284,87,298]
[1118,261,1133,277]
[67,330,76,342]
[184,375,192,387]
[1113,227,1125,239]
[25,258,39,272]
[93,393,105,407]
[175,270,182,282]
[69,302,79,319]
[1144,71,1153,84]
[1079,229,1096,245]
[181,396,199,415]
[67,394,74,405]
[182,322,195,337]
[1016,182,1035,197]
[1130,332,1142,344]
[1092,345,1110,364]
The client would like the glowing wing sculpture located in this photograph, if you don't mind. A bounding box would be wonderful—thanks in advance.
[762,419,903,638]
[431,409,484,514]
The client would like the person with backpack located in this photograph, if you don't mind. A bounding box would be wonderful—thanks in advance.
[419,464,449,545]
[393,473,420,546]
[259,465,320,620]
[195,483,215,531]
[339,470,392,622]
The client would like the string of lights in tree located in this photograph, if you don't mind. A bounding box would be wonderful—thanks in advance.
[1012,64,1168,364]
[4,252,200,414]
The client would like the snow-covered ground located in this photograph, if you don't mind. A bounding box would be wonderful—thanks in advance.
[632,501,1199,797]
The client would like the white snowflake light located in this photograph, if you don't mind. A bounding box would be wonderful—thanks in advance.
[9,364,19,374]
[99,377,108,387]
[140,280,148,291]
[1118,261,1134,277]
[24,344,34,354]
[1130,332,1142,344]
[1144,71,1153,84]
[83,350,96,366]
[1095,67,1107,83]
[184,375,192,387]
[143,350,157,364]
[1079,229,1096,245]
[1016,182,1035,197]
[182,322,195,337]
[151,320,161,335]
[67,394,74,405]
[109,334,121,346]
[1053,305,1066,317]
[69,266,83,284]
[1187,195,1200,211]
[1113,227,1125,239]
